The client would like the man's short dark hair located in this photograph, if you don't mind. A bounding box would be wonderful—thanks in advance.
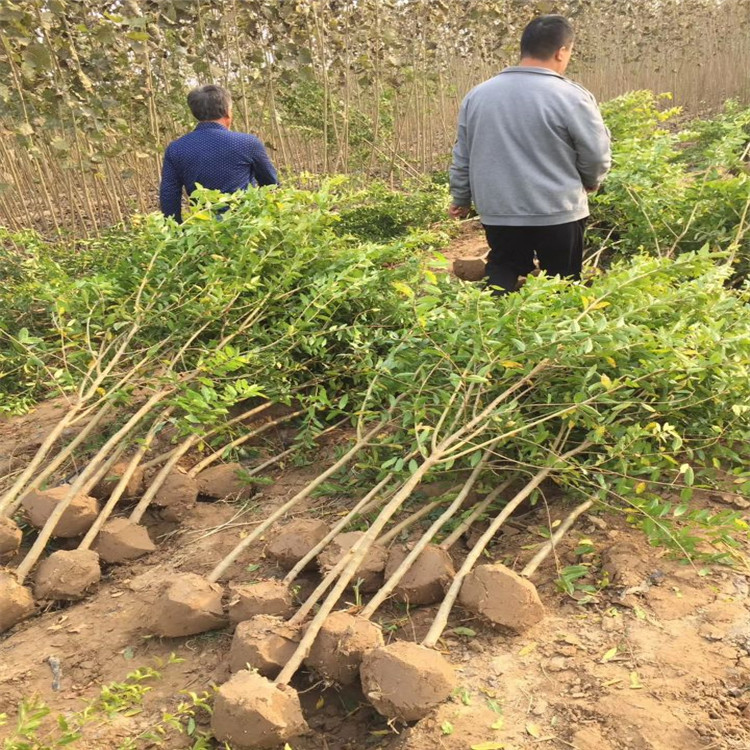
[187,84,232,121]
[520,15,574,60]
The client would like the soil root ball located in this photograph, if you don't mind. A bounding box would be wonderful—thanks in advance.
[23,486,99,538]
[305,611,384,685]
[266,518,330,570]
[152,470,199,522]
[34,549,101,601]
[459,562,544,632]
[91,461,145,500]
[150,572,226,637]
[384,544,455,606]
[0,572,35,633]
[229,615,300,678]
[0,516,23,560]
[360,641,457,722]
[228,580,294,624]
[93,518,156,564]
[317,531,387,593]
[452,257,486,281]
[211,669,308,750]
[197,462,254,500]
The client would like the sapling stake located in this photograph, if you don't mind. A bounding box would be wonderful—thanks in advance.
[282,474,395,584]
[438,479,513,551]
[78,409,173,550]
[187,408,305,477]
[276,446,495,683]
[360,450,497,618]
[15,391,169,582]
[375,489,459,547]
[207,416,393,583]
[129,433,200,525]
[521,497,594,578]
[422,442,590,648]
[2,401,115,518]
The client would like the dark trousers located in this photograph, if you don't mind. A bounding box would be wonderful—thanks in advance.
[483,219,586,294]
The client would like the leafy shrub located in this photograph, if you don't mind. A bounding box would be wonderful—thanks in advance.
[678,99,750,171]
[360,251,750,558]
[589,91,750,281]
[0,182,444,419]
[333,178,448,241]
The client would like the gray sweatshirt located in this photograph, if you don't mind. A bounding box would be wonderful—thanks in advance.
[449,66,611,226]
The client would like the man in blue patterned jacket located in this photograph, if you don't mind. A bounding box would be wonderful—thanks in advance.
[159,84,278,222]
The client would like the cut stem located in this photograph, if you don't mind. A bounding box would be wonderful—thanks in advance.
[282,474,394,584]
[206,416,392,583]
[361,451,496,619]
[422,442,589,648]
[187,408,305,477]
[79,409,173,550]
[521,498,594,578]
[439,479,513,550]
[129,433,200,525]
[3,401,115,518]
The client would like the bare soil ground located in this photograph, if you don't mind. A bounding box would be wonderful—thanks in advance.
[2,231,750,749]
[440,219,488,264]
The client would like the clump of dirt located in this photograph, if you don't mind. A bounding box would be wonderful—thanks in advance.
[211,669,309,750]
[396,701,504,750]
[459,562,545,632]
[91,461,145,500]
[229,615,300,678]
[0,571,35,633]
[601,540,652,589]
[452,257,486,281]
[317,531,387,593]
[34,549,101,601]
[227,580,294,624]
[0,516,22,560]
[305,611,384,686]
[360,642,457,722]
[384,544,455,606]
[150,572,226,637]
[22,486,99,538]
[92,518,156,564]
[152,470,198,522]
[196,462,254,500]
[266,518,330,569]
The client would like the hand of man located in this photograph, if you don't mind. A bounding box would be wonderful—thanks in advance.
[448,204,472,220]
[585,185,600,194]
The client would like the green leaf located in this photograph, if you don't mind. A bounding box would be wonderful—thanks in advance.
[452,627,477,637]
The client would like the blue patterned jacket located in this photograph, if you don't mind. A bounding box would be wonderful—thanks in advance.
[159,121,278,222]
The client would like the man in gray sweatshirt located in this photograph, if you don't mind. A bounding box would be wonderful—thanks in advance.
[449,15,611,294]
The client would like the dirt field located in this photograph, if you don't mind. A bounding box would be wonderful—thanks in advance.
[2,230,750,750]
